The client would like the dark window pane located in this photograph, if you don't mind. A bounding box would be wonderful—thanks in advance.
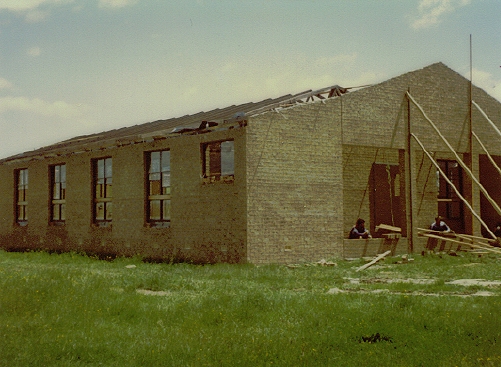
[150,181,161,195]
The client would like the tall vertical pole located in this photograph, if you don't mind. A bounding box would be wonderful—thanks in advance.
[469,34,474,235]
[406,87,413,252]
[469,34,473,159]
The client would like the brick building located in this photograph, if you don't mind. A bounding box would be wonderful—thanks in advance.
[1,62,501,263]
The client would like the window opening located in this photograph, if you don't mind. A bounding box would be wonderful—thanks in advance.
[93,157,112,225]
[202,140,234,182]
[51,164,66,223]
[147,150,171,227]
[16,169,28,225]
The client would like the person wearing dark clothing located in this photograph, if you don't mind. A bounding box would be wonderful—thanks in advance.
[349,218,372,239]
[430,216,451,232]
[494,223,501,238]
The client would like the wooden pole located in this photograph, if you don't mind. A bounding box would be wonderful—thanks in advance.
[472,131,501,178]
[472,100,501,139]
[406,92,501,219]
[468,34,475,236]
[406,88,414,253]
[411,133,497,240]
[356,250,392,272]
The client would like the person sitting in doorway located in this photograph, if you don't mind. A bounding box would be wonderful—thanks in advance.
[349,218,372,239]
[494,223,501,238]
[430,215,451,233]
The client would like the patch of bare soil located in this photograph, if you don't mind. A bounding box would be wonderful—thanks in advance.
[445,279,501,287]
[327,287,495,297]
[346,277,435,285]
[136,289,171,296]
[328,277,501,297]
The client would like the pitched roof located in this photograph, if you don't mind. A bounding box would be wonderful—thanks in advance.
[1,85,349,163]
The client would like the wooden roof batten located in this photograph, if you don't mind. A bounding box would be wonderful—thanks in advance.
[0,83,351,164]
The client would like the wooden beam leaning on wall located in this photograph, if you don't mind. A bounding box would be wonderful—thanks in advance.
[417,228,501,255]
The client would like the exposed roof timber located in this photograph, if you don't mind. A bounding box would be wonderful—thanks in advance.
[0,82,356,164]
[247,85,351,116]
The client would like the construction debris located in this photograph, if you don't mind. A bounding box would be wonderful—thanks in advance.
[417,228,501,255]
[356,250,392,272]
[375,224,401,233]
[286,259,337,268]
[317,259,337,266]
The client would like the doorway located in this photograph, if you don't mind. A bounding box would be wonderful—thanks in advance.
[370,163,404,237]
[437,160,464,233]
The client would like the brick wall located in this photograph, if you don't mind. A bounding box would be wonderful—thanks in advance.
[2,62,501,263]
[339,62,501,250]
[246,101,344,264]
[0,127,247,263]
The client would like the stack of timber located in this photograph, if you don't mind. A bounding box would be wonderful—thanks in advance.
[417,228,501,255]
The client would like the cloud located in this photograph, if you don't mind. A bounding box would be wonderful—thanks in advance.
[411,0,471,29]
[0,77,13,89]
[27,46,41,56]
[98,0,138,8]
[469,67,501,102]
[0,0,72,23]
[0,96,87,119]
[25,9,49,22]
[0,0,73,12]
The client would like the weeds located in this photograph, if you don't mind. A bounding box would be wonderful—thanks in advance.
[0,250,501,366]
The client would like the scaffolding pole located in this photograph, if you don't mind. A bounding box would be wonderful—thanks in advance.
[472,100,501,140]
[411,133,497,240]
[406,92,501,219]
[472,131,501,178]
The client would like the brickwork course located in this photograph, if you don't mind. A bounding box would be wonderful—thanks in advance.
[1,62,501,264]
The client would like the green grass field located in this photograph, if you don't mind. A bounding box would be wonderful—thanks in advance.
[1,249,501,366]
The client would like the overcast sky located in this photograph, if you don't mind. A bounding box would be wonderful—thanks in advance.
[0,0,500,159]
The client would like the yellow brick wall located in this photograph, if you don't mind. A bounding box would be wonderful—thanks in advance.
[0,127,247,263]
[246,101,344,264]
[2,63,501,263]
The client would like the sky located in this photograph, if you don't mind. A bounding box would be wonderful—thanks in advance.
[0,0,500,159]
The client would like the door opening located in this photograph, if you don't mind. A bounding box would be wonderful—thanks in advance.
[437,159,464,233]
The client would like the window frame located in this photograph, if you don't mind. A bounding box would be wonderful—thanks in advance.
[50,163,66,225]
[15,168,28,226]
[92,157,113,226]
[201,139,234,183]
[145,150,171,228]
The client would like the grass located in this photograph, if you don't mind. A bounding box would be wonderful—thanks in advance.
[1,250,501,366]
